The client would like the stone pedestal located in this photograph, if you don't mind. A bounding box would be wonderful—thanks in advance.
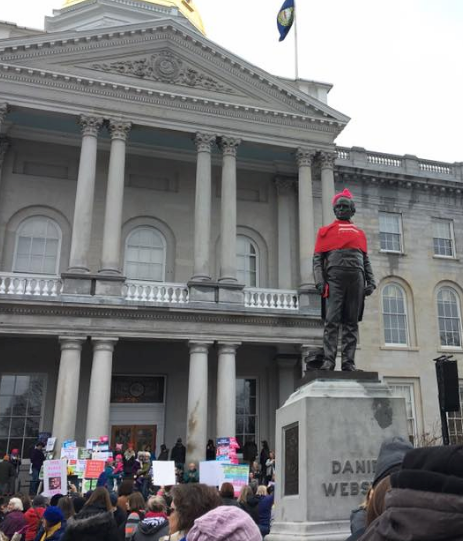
[266,372,408,541]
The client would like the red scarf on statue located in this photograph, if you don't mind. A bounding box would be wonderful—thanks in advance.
[314,220,368,253]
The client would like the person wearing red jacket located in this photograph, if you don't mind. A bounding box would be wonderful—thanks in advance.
[24,495,47,541]
[313,188,376,371]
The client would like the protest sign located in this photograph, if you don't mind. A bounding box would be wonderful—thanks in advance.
[62,440,77,449]
[86,439,98,450]
[84,460,105,479]
[43,460,67,497]
[216,437,240,464]
[78,448,92,460]
[60,447,78,461]
[222,464,249,497]
[67,460,86,479]
[45,438,56,452]
[199,461,223,487]
[152,461,176,486]
[92,451,113,461]
[82,478,98,493]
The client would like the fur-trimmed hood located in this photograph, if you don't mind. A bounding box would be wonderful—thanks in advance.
[61,509,119,541]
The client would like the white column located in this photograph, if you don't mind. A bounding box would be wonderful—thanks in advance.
[186,341,212,463]
[0,104,10,193]
[320,152,337,226]
[218,137,241,283]
[68,115,103,272]
[296,149,317,288]
[216,342,240,438]
[275,177,295,290]
[52,337,85,449]
[99,120,132,274]
[192,133,215,281]
[86,338,118,440]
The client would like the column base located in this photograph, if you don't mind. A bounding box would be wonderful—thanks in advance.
[217,282,245,304]
[61,272,95,295]
[188,280,217,303]
[266,520,350,541]
[95,274,126,296]
[298,285,321,314]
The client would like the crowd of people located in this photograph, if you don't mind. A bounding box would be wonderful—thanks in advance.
[0,480,273,541]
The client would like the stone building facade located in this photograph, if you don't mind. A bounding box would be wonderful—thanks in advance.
[0,0,462,463]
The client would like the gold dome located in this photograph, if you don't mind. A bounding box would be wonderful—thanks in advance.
[63,0,206,35]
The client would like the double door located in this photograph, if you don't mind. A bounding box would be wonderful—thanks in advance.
[111,425,157,452]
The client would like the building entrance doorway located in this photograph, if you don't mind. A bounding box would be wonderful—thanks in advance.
[111,425,157,452]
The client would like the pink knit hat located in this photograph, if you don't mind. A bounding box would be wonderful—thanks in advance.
[186,506,261,541]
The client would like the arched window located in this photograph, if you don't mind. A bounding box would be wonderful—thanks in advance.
[236,235,259,287]
[382,284,408,345]
[437,287,462,348]
[124,227,166,282]
[13,217,61,275]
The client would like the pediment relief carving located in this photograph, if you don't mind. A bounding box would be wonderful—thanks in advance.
[89,50,236,94]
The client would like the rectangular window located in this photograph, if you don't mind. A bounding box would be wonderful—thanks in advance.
[0,374,46,457]
[433,219,455,258]
[385,379,418,444]
[448,384,463,445]
[379,212,403,253]
[236,378,258,449]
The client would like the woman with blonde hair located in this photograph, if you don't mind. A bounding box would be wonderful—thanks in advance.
[237,486,259,525]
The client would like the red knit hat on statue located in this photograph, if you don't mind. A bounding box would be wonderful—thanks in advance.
[332,188,353,206]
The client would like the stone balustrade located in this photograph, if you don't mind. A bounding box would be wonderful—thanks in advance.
[244,288,299,310]
[337,146,462,181]
[0,273,63,296]
[123,280,189,304]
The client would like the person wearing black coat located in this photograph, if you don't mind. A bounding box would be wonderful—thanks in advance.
[170,438,186,467]
[259,441,270,484]
[205,440,216,461]
[157,445,169,461]
[61,488,121,541]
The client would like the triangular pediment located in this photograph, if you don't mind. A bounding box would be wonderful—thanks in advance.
[0,18,349,126]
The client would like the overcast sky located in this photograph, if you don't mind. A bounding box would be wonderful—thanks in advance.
[1,0,462,162]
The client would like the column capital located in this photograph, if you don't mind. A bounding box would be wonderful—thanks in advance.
[218,136,241,157]
[0,136,10,168]
[107,119,132,141]
[92,337,118,352]
[0,103,9,124]
[79,115,104,137]
[59,336,86,351]
[194,132,216,153]
[217,341,241,354]
[296,148,317,167]
[319,151,337,169]
[189,341,213,354]
[274,176,296,195]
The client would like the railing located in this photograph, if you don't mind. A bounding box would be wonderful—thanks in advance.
[244,288,299,310]
[123,281,189,304]
[0,273,62,296]
[419,161,452,175]
[367,153,402,167]
[336,146,461,181]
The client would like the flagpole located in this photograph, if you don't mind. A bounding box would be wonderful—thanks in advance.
[294,0,299,80]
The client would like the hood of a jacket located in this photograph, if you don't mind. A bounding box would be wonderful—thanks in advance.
[139,516,168,534]
[372,488,463,541]
[66,510,114,534]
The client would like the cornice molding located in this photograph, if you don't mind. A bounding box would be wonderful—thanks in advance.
[0,64,341,136]
[0,301,322,329]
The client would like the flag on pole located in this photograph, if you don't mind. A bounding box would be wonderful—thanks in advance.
[277,0,295,42]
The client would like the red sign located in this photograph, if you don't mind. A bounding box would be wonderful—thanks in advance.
[84,460,105,479]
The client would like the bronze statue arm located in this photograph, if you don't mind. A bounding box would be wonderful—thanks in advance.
[313,252,326,294]
[363,252,376,296]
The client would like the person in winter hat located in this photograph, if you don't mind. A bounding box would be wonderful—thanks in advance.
[372,436,414,488]
[186,506,261,541]
[360,444,463,541]
[346,436,413,541]
[313,188,376,371]
[33,506,66,541]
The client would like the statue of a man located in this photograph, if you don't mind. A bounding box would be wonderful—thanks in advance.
[313,189,376,371]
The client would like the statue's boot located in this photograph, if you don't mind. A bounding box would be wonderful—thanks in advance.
[320,360,336,371]
[341,361,357,371]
